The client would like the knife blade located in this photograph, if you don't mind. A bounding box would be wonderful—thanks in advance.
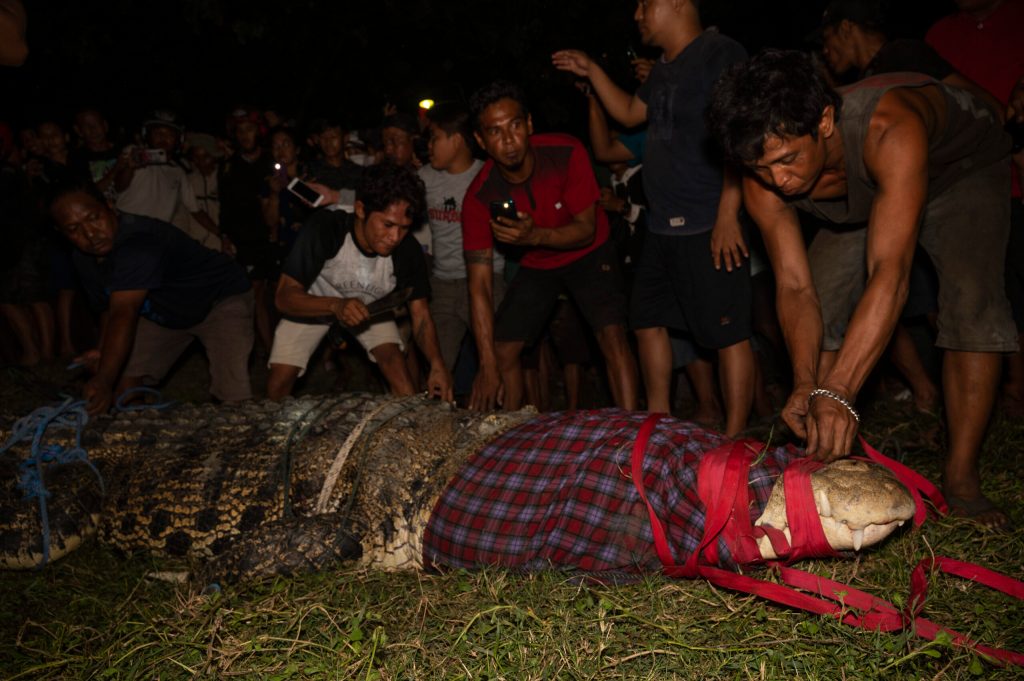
[364,286,413,319]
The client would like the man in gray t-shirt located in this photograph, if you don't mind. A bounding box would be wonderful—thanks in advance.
[419,103,504,372]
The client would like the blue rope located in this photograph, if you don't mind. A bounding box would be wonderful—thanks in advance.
[0,386,173,567]
[114,386,176,412]
[0,398,105,567]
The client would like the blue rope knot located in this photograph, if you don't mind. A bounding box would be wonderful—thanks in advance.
[16,444,104,499]
[1,398,105,567]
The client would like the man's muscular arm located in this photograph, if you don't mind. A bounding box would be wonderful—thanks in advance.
[408,298,454,402]
[84,289,147,415]
[743,174,824,439]
[275,273,369,327]
[466,249,503,411]
[812,93,928,459]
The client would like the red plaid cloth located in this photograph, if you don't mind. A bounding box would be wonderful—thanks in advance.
[423,410,801,575]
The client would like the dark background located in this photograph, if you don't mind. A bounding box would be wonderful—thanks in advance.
[2,0,957,139]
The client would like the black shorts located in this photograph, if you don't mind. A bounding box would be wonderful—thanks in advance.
[520,297,592,369]
[494,239,628,345]
[630,230,752,350]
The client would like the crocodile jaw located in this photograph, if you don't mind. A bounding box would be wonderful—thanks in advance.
[753,459,915,559]
[755,518,907,559]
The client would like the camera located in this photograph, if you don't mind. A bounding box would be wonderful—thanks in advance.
[131,147,168,166]
[287,177,324,207]
[489,198,517,221]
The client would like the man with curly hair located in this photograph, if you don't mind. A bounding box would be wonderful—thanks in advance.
[266,162,452,402]
[708,49,1015,529]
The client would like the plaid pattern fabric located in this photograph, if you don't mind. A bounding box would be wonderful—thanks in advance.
[423,410,800,574]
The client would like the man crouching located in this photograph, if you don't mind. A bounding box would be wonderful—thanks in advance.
[50,181,254,415]
[267,162,452,401]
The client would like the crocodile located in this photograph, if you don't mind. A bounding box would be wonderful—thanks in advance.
[0,393,915,582]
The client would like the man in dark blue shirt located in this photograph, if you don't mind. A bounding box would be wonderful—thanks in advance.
[553,0,755,436]
[50,181,254,414]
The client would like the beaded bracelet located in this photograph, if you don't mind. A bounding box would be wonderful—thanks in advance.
[808,388,860,424]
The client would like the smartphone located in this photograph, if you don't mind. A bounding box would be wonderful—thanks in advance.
[489,198,517,221]
[132,148,168,166]
[288,177,324,207]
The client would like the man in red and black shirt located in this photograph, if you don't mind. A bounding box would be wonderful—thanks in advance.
[462,81,638,411]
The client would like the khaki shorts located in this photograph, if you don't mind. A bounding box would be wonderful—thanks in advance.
[809,159,1017,353]
[269,316,404,376]
[123,290,254,401]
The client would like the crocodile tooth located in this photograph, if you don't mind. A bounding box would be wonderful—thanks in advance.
[815,489,832,518]
[851,528,864,551]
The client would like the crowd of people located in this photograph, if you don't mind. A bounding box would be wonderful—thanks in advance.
[1,0,1022,530]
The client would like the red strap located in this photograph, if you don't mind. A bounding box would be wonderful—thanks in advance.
[696,440,755,568]
[753,523,792,559]
[712,564,905,631]
[630,415,685,573]
[781,458,839,562]
[903,556,1024,665]
[630,416,756,578]
[857,435,948,524]
[629,420,1024,666]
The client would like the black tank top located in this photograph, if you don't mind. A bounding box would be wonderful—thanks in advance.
[794,72,1010,224]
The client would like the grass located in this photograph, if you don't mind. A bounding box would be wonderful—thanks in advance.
[1,357,1022,680]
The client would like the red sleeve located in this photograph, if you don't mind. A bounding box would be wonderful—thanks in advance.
[461,178,494,252]
[563,138,601,216]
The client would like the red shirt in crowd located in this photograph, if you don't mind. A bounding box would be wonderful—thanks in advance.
[462,132,609,270]
[926,0,1024,197]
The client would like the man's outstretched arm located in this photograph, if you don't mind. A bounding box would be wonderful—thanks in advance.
[742,175,824,440]
[466,249,503,411]
[812,96,928,459]
[408,298,453,402]
[552,50,648,128]
[84,289,147,415]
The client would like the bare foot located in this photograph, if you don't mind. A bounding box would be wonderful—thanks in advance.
[944,490,1010,531]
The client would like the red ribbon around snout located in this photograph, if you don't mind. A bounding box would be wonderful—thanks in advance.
[630,415,1024,667]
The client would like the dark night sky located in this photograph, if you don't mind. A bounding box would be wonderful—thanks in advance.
[2,0,956,139]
